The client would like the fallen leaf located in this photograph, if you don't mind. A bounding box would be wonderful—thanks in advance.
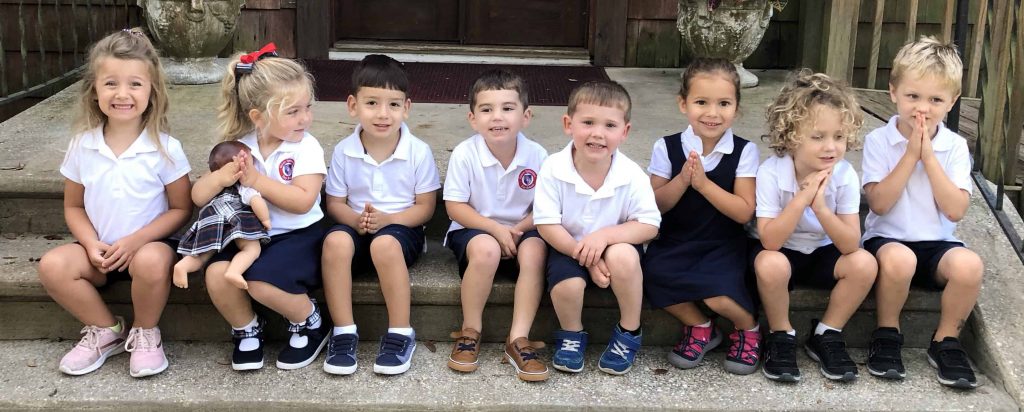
[651,368,669,375]
[48,388,57,397]
[215,357,231,366]
[43,234,64,240]
[424,340,436,353]
[0,163,25,171]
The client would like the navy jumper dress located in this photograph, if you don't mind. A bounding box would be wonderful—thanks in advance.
[642,133,755,313]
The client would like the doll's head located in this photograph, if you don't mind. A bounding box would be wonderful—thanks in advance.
[207,140,251,172]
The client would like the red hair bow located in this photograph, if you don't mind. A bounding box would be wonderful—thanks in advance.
[240,43,278,64]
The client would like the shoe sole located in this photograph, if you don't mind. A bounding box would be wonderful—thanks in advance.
[804,345,858,382]
[502,351,549,382]
[276,335,329,370]
[374,343,417,375]
[447,356,479,373]
[323,360,357,375]
[927,353,979,389]
[59,345,125,376]
[598,363,633,375]
[667,332,723,369]
[762,366,801,382]
[232,360,264,371]
[551,361,584,373]
[130,358,169,378]
[867,365,906,380]
[723,359,758,375]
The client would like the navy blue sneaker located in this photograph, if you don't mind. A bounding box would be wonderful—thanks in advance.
[373,331,417,375]
[552,329,588,373]
[599,325,642,375]
[323,332,359,375]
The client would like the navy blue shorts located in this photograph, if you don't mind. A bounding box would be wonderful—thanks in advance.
[445,228,541,278]
[749,241,842,289]
[546,244,643,292]
[325,224,424,274]
[863,237,964,290]
[208,224,325,294]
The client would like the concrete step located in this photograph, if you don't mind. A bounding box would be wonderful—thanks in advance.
[0,340,1015,411]
[1,234,946,348]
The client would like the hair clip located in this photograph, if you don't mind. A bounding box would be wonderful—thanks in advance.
[235,43,278,75]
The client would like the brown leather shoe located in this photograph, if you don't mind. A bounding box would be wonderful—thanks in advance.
[447,328,480,372]
[502,337,550,382]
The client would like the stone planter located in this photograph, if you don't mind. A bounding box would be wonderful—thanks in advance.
[677,0,774,88]
[139,0,245,84]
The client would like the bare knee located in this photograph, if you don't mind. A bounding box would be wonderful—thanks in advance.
[876,243,916,283]
[754,251,791,286]
[38,248,75,287]
[128,243,173,283]
[204,261,231,290]
[550,278,585,301]
[604,244,640,280]
[369,235,402,260]
[465,235,501,269]
[245,281,277,301]
[704,296,736,313]
[837,249,878,286]
[941,248,983,288]
[323,231,355,261]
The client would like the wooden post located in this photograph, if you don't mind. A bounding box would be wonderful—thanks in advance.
[906,0,919,42]
[866,0,886,89]
[822,0,860,84]
[296,0,331,59]
[942,0,955,42]
[981,0,1013,183]
[967,0,988,97]
[593,0,626,66]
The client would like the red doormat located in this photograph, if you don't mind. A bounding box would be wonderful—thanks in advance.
[301,59,609,106]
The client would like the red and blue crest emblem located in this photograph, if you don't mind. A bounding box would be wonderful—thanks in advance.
[278,158,295,181]
[518,168,537,190]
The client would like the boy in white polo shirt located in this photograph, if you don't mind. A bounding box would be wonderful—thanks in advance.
[444,69,550,381]
[861,36,983,389]
[534,81,660,376]
[321,55,441,376]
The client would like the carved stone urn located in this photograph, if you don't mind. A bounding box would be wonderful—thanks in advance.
[677,0,775,88]
[139,0,245,84]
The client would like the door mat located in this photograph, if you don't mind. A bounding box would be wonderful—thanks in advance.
[301,59,609,106]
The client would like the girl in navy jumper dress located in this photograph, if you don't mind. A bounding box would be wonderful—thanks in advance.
[643,59,761,375]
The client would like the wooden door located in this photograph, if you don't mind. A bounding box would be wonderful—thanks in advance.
[464,0,588,47]
[336,0,460,42]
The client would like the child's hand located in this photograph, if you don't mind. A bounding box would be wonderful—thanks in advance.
[216,160,243,188]
[101,233,145,272]
[906,113,924,161]
[237,152,259,188]
[83,240,112,274]
[490,224,522,259]
[810,170,832,213]
[918,113,936,162]
[225,271,249,290]
[797,170,829,207]
[688,151,709,191]
[361,203,391,234]
[674,156,694,189]
[588,259,611,288]
[573,231,608,268]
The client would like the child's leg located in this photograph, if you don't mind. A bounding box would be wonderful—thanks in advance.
[509,236,546,340]
[247,282,315,324]
[604,243,643,331]
[37,244,116,327]
[551,278,586,331]
[934,248,983,340]
[126,241,175,328]
[205,261,256,327]
[704,296,758,330]
[460,234,502,332]
[322,230,357,327]
[821,249,877,329]
[754,250,793,331]
[663,303,710,326]
[370,235,412,328]
[223,239,262,290]
[173,252,212,288]
[874,243,918,329]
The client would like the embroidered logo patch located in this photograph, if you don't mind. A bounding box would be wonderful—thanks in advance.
[278,158,295,181]
[518,168,537,190]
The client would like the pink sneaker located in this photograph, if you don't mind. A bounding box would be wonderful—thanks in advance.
[125,326,168,378]
[724,328,761,375]
[59,317,127,376]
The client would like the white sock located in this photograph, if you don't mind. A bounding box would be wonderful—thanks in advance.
[232,315,260,352]
[786,329,796,336]
[388,327,414,337]
[695,320,712,328]
[333,325,357,336]
[815,322,841,336]
[306,303,321,329]
[289,324,308,348]
[746,324,760,332]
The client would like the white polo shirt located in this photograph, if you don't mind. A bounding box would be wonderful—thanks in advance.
[862,116,973,243]
[60,126,191,244]
[443,133,548,236]
[326,123,441,215]
[750,154,861,254]
[648,126,760,179]
[239,131,326,236]
[533,143,661,240]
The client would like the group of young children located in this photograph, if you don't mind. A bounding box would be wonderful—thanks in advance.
[37,28,984,390]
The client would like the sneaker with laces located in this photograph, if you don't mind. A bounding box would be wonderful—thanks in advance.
[598,325,642,375]
[867,327,906,379]
[503,337,549,382]
[125,326,168,378]
[231,317,265,371]
[762,331,800,382]
[59,316,127,376]
[927,337,978,389]
[551,329,588,373]
[667,322,722,369]
[323,332,359,375]
[724,328,761,375]
[447,328,481,372]
[277,322,330,370]
[373,331,417,375]
[805,321,858,381]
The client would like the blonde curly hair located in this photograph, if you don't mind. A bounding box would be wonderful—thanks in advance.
[763,70,864,157]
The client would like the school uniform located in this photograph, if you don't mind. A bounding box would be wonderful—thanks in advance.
[642,128,759,312]
[533,143,661,290]
[208,131,327,294]
[325,123,441,271]
[749,154,860,288]
[443,133,547,275]
[861,116,973,288]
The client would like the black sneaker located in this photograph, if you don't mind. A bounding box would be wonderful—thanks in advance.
[277,322,330,370]
[927,337,979,389]
[231,317,265,371]
[762,331,801,382]
[805,322,858,381]
[867,327,906,379]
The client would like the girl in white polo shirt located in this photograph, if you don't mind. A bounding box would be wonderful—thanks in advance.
[750,71,877,383]
[37,29,192,378]
[192,44,328,372]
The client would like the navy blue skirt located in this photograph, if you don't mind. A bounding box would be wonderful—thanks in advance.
[642,235,754,313]
[208,223,325,294]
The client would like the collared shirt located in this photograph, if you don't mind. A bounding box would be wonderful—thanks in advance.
[533,143,661,240]
[239,131,326,236]
[60,126,191,244]
[862,116,973,242]
[648,126,759,179]
[443,133,548,236]
[326,123,441,214]
[750,154,860,254]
